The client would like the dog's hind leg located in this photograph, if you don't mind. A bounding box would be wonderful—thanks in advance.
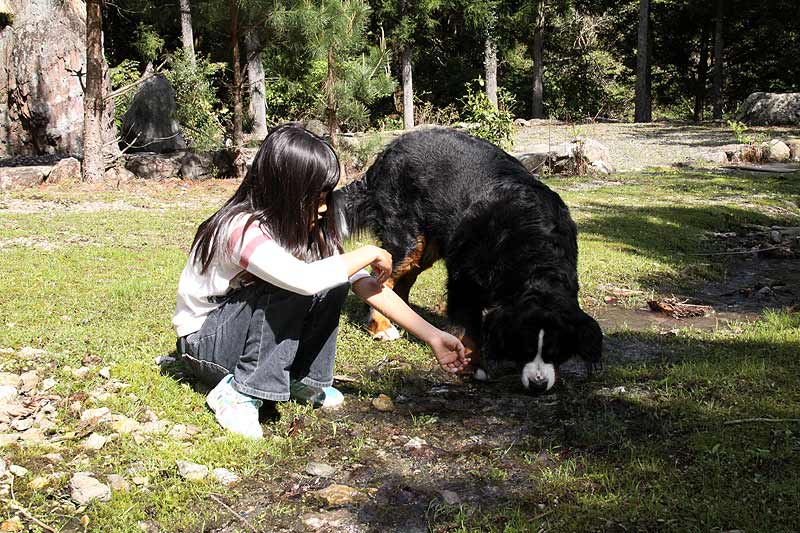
[367,236,438,341]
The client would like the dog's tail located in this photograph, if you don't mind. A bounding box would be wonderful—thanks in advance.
[332,177,374,240]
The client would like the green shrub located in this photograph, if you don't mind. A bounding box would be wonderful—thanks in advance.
[108,59,141,129]
[460,79,515,150]
[163,52,227,150]
[132,24,165,63]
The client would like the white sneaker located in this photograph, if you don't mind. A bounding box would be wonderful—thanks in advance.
[206,375,264,439]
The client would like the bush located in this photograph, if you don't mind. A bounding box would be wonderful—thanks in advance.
[108,59,141,129]
[163,52,228,150]
[460,79,515,150]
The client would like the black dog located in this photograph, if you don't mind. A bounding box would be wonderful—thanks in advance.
[339,128,602,392]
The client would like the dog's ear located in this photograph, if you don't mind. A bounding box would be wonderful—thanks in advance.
[570,310,602,363]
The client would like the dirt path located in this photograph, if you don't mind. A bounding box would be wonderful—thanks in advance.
[512,120,800,171]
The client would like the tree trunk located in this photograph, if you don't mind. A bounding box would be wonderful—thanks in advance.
[712,0,724,120]
[531,1,545,118]
[634,0,651,122]
[325,46,338,148]
[179,0,195,66]
[693,24,710,122]
[245,30,268,138]
[401,45,413,129]
[82,0,104,182]
[485,33,498,108]
[229,0,243,149]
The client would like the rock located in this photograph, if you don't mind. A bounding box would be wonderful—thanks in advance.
[28,475,50,490]
[19,428,45,444]
[132,476,148,486]
[211,468,239,486]
[44,453,63,463]
[111,416,140,434]
[0,373,20,387]
[83,433,107,451]
[0,0,117,157]
[313,484,361,507]
[176,460,208,481]
[578,138,616,174]
[168,423,199,440]
[0,518,23,532]
[45,157,80,184]
[304,119,328,137]
[305,462,336,478]
[516,138,614,176]
[785,139,800,161]
[125,152,183,180]
[0,386,17,403]
[70,473,111,505]
[439,490,460,505]
[371,394,395,412]
[103,166,136,183]
[404,437,427,450]
[107,474,130,492]
[698,151,729,165]
[80,407,111,424]
[40,378,56,392]
[154,355,176,366]
[0,433,20,446]
[764,139,791,162]
[301,509,357,530]
[8,464,28,477]
[72,366,91,378]
[736,92,800,125]
[99,367,111,379]
[121,75,186,153]
[140,420,170,434]
[0,166,49,190]
[18,370,38,392]
[10,417,33,431]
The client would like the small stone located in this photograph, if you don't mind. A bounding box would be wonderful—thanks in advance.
[140,420,170,434]
[41,378,57,392]
[0,434,20,447]
[18,371,39,393]
[132,433,146,445]
[9,464,29,477]
[301,509,357,530]
[99,367,111,379]
[305,462,336,478]
[107,474,130,492]
[168,424,198,440]
[0,373,20,388]
[371,394,395,412]
[69,401,82,414]
[0,518,23,532]
[154,356,175,366]
[314,484,361,507]
[111,416,140,434]
[72,367,91,378]
[28,476,50,490]
[176,460,208,481]
[18,347,46,359]
[211,468,239,486]
[404,437,427,450]
[771,230,782,243]
[70,472,111,504]
[44,453,63,463]
[0,386,17,403]
[11,418,33,432]
[83,433,107,451]
[19,428,46,444]
[439,490,460,505]
[132,476,148,486]
[80,407,111,423]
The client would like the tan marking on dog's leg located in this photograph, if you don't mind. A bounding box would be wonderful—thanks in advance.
[457,334,483,376]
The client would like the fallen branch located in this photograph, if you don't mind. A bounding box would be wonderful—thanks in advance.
[648,298,712,319]
[687,246,782,256]
[105,59,167,101]
[724,418,800,426]
[2,498,57,533]
[209,494,258,533]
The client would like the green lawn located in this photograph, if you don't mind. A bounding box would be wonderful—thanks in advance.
[1,169,799,532]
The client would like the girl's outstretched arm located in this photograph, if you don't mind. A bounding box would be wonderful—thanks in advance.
[351,277,470,373]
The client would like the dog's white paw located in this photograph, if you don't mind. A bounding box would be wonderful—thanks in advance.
[372,326,401,341]
[473,368,490,382]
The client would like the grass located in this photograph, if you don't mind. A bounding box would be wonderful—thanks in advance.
[0,168,799,532]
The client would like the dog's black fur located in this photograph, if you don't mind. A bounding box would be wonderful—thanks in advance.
[339,128,602,390]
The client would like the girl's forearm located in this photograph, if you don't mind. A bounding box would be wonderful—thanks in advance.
[351,277,438,343]
[339,245,380,277]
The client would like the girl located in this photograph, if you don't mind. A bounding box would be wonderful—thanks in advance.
[173,123,468,439]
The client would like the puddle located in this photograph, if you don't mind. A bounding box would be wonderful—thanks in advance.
[594,305,757,333]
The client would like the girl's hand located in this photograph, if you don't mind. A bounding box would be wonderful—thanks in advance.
[368,246,393,285]
[428,331,470,373]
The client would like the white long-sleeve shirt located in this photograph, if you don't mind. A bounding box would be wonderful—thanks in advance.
[173,213,370,337]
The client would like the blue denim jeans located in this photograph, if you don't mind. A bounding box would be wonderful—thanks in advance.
[176,280,350,401]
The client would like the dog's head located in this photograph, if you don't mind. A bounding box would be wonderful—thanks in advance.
[482,291,602,393]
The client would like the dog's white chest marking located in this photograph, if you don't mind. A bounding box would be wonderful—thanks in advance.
[521,329,555,390]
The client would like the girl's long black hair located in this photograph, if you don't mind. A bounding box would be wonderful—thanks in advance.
[191,123,343,273]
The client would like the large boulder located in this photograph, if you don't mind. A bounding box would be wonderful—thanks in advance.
[784,139,800,162]
[736,92,800,126]
[121,75,186,153]
[0,0,116,157]
[516,138,614,175]
[125,152,183,180]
